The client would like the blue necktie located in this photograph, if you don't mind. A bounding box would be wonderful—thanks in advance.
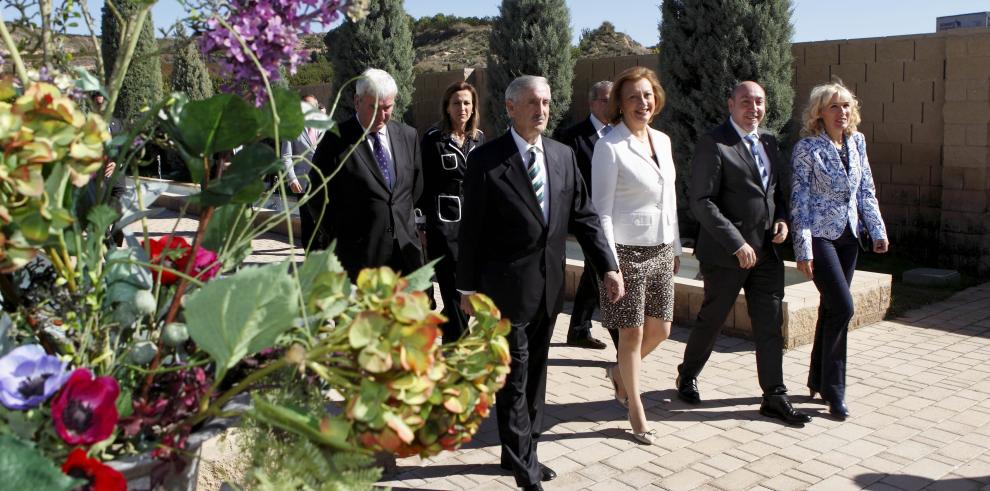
[371,132,392,190]
[744,134,769,190]
[600,125,612,137]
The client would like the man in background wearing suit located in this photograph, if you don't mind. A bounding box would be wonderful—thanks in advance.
[555,80,614,351]
[282,93,324,250]
[457,75,622,491]
[311,68,424,280]
[677,81,812,426]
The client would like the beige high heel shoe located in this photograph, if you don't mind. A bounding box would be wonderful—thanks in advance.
[605,365,628,409]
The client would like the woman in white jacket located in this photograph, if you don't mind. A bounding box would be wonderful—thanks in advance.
[592,66,681,445]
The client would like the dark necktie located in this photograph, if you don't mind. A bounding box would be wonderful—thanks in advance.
[744,134,769,190]
[371,132,392,190]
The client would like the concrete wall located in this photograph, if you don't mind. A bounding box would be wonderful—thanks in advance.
[403,27,990,275]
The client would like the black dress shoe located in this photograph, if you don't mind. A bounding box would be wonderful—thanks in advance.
[566,335,607,350]
[676,376,701,405]
[522,484,544,491]
[828,400,849,421]
[760,395,813,425]
[498,463,556,482]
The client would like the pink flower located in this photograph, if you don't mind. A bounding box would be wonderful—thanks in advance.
[183,246,220,281]
[51,368,120,446]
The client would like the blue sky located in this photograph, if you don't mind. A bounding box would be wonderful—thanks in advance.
[20,1,990,45]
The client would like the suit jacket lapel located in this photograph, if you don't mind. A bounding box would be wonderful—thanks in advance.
[386,121,406,193]
[495,133,545,225]
[546,143,565,231]
[345,118,390,192]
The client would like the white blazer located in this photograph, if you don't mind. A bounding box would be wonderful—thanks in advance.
[591,121,681,264]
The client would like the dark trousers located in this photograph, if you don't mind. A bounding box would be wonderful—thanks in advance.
[678,245,787,396]
[297,193,320,250]
[497,303,555,487]
[808,227,858,403]
[567,262,619,350]
[435,253,468,344]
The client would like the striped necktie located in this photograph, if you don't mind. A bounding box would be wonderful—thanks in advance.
[526,147,545,215]
[744,134,769,190]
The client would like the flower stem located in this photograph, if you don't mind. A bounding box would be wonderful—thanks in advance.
[0,15,30,86]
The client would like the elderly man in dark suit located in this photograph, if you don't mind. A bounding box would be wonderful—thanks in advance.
[676,81,811,426]
[311,68,424,280]
[457,75,622,491]
[555,80,615,351]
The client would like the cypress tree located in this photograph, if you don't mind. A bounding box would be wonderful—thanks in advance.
[100,0,164,123]
[658,0,794,214]
[169,27,214,101]
[323,0,415,121]
[487,0,574,134]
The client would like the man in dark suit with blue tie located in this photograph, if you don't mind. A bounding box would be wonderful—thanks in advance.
[555,80,615,351]
[311,68,424,280]
[457,75,622,491]
[677,81,811,426]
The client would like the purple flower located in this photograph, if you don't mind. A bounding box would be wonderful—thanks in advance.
[0,344,71,410]
[199,0,347,105]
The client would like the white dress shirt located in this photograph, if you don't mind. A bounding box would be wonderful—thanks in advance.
[509,126,550,222]
[729,117,770,173]
[589,114,609,139]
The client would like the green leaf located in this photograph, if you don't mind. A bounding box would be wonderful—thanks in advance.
[190,143,280,207]
[251,396,351,451]
[104,247,152,290]
[402,257,440,293]
[0,434,81,491]
[297,249,350,317]
[183,262,298,380]
[202,204,255,269]
[0,314,12,356]
[176,93,260,160]
[348,312,387,349]
[259,87,305,142]
[72,67,104,96]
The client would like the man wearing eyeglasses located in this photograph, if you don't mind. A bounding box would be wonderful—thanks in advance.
[555,80,615,351]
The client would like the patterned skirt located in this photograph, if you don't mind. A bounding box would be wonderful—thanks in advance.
[599,242,675,329]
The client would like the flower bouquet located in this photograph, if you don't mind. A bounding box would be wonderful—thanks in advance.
[0,1,510,488]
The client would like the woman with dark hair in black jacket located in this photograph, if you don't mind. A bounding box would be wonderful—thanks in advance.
[419,81,485,343]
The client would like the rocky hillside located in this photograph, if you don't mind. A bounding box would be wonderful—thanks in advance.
[577,22,653,59]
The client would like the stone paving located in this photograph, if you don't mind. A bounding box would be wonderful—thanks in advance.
[129,211,990,490]
[378,282,990,491]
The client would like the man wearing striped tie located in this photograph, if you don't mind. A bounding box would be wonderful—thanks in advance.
[677,81,812,427]
[456,75,622,491]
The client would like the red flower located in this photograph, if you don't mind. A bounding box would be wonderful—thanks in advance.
[61,448,126,491]
[143,236,191,285]
[142,236,220,284]
[52,368,120,445]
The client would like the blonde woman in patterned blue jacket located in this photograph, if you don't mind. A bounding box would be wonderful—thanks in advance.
[790,81,889,421]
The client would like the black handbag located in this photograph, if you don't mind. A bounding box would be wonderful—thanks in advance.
[856,215,872,252]
[840,138,872,252]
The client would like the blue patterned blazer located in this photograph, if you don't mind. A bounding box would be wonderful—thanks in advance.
[790,132,887,261]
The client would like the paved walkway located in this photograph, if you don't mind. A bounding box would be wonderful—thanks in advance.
[128,211,990,490]
[379,282,990,490]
